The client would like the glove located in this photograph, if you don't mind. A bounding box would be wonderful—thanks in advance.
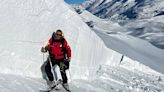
[41,47,47,53]
[65,58,70,62]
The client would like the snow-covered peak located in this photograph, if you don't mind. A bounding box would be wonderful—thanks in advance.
[82,0,164,20]
[79,0,164,50]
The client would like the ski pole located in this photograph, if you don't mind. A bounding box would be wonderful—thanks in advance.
[42,51,53,73]
[68,69,72,81]
[48,53,57,81]
[48,54,53,71]
[42,53,45,62]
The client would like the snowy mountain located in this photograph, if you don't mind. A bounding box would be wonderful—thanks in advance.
[0,0,164,92]
[80,0,164,49]
[78,9,164,92]
[82,0,164,20]
[80,10,164,73]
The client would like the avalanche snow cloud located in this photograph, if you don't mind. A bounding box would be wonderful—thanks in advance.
[0,0,121,79]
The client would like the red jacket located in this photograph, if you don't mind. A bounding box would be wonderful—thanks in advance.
[47,37,71,60]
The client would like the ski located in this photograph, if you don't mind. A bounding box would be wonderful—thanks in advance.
[40,81,71,92]
[39,86,60,92]
[62,84,71,92]
[40,80,62,92]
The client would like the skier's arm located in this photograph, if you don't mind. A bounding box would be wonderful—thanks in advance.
[41,38,52,53]
[45,38,53,51]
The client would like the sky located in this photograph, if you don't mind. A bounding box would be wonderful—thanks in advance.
[64,0,86,4]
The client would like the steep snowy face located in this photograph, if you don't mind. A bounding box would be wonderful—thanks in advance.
[82,0,164,20]
[80,10,164,74]
[0,0,122,78]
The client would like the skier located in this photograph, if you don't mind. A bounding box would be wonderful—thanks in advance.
[41,29,71,91]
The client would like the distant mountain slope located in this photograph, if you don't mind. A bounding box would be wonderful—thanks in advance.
[79,0,164,49]
[82,0,164,20]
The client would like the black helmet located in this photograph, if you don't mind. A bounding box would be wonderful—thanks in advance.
[56,29,62,34]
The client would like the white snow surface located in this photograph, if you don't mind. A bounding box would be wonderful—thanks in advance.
[0,0,119,78]
[80,10,164,74]
[0,0,164,92]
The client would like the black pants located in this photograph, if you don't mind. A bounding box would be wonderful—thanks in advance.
[45,58,68,83]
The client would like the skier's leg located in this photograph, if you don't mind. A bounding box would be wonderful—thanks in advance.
[60,61,70,91]
[59,61,68,83]
[61,71,67,84]
[45,61,57,89]
[45,62,54,81]
[62,71,70,91]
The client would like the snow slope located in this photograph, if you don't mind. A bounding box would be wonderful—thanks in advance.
[80,10,164,74]
[0,0,122,81]
[78,9,164,92]
[1,65,164,92]
[0,0,164,92]
[121,18,164,49]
